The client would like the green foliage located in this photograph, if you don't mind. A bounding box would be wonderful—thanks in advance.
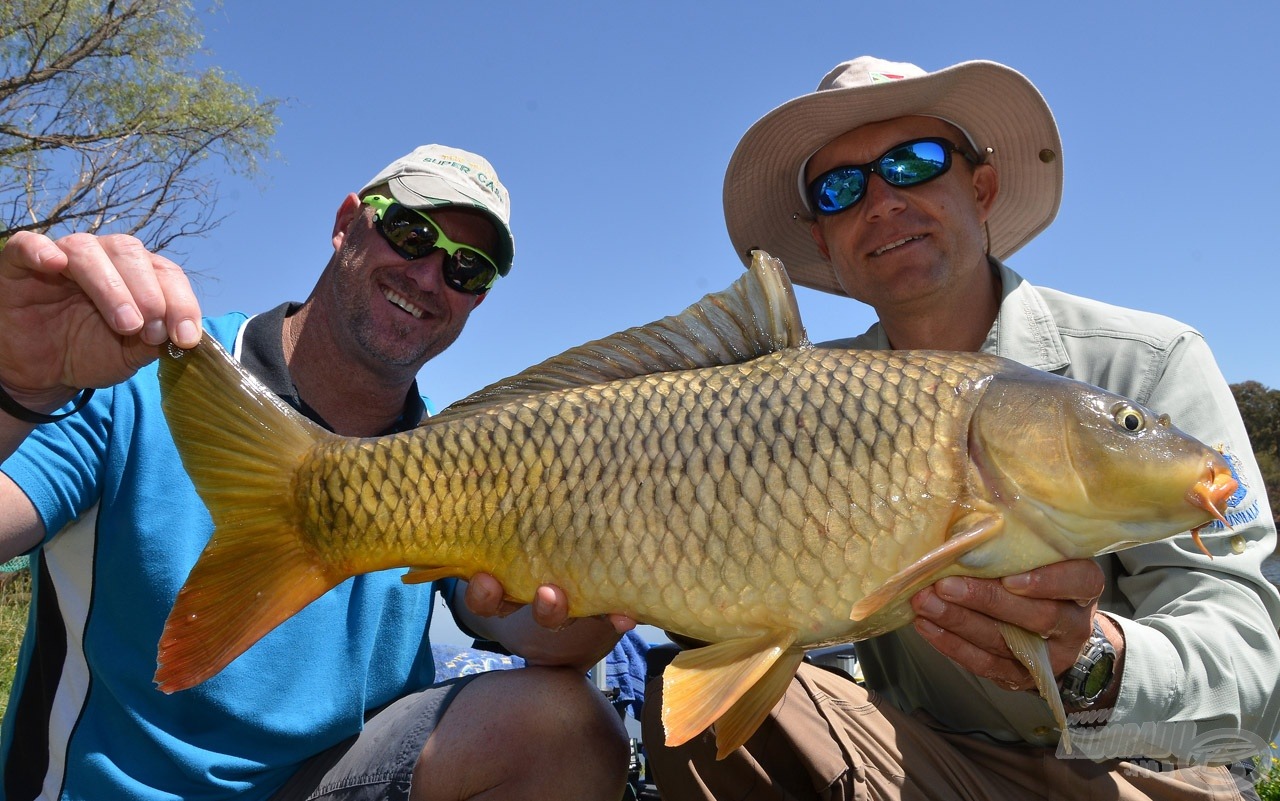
[0,0,280,251]
[0,570,31,720]
[1231,381,1280,526]
[1257,746,1280,801]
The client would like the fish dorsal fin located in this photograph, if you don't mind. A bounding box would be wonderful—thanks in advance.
[430,250,807,424]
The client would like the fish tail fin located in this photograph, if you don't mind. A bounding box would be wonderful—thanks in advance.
[154,333,341,693]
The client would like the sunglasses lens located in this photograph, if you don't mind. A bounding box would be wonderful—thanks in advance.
[881,141,948,187]
[443,250,498,295]
[380,206,440,258]
[811,167,867,215]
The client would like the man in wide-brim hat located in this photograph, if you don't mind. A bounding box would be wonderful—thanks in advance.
[642,56,1280,800]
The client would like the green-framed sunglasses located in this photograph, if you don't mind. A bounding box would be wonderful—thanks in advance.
[362,194,500,295]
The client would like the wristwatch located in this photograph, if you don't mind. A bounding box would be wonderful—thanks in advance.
[1059,618,1117,709]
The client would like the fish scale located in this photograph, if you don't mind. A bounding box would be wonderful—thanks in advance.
[154,250,1235,759]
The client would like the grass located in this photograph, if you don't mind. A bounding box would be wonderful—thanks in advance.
[0,568,31,720]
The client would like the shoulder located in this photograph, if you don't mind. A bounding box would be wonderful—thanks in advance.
[1033,284,1202,348]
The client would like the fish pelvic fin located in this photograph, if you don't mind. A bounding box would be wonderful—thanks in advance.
[154,333,339,693]
[712,646,806,760]
[850,511,1004,621]
[661,630,798,754]
[431,250,808,424]
[997,622,1072,754]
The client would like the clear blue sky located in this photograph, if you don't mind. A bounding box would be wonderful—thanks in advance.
[183,2,1278,645]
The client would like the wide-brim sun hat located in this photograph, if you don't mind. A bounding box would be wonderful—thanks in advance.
[723,56,1063,297]
[360,144,515,276]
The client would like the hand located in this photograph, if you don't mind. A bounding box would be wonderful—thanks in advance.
[463,573,637,634]
[0,232,201,412]
[458,574,634,671]
[910,559,1105,691]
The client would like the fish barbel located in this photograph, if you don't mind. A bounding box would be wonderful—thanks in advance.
[154,251,1236,757]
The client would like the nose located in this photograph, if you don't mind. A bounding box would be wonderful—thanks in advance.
[403,249,449,293]
[860,174,908,220]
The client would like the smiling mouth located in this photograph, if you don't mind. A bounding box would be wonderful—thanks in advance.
[384,288,426,319]
[872,235,924,256]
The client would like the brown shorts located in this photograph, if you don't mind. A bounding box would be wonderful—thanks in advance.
[642,662,1259,800]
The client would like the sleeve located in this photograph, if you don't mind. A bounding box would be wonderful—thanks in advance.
[0,385,113,541]
[1105,331,1280,743]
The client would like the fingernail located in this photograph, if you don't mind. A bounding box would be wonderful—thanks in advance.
[176,319,200,347]
[936,577,966,600]
[143,319,167,345]
[1003,573,1032,591]
[919,594,945,616]
[114,304,143,332]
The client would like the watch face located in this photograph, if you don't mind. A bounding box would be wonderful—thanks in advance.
[1083,653,1115,698]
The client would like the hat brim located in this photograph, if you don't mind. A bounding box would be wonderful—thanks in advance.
[722,60,1063,297]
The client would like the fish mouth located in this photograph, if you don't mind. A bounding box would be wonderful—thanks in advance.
[1187,459,1238,555]
[871,235,924,257]
[383,287,426,319]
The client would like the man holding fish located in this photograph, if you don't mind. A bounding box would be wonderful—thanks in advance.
[0,147,628,799]
[640,57,1280,799]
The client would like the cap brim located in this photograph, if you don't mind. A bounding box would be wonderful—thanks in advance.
[723,60,1062,297]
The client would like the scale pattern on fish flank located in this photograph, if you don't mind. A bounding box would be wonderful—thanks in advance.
[300,348,994,644]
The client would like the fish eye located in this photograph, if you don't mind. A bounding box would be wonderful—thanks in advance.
[1111,403,1146,433]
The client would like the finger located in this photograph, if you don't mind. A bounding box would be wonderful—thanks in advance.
[531,585,571,630]
[463,574,510,617]
[913,586,1010,656]
[40,233,156,339]
[149,251,202,349]
[913,617,1033,691]
[1001,559,1105,603]
[607,614,638,634]
[930,576,1091,640]
[0,231,69,277]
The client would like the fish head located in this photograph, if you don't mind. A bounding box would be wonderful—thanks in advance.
[968,365,1235,557]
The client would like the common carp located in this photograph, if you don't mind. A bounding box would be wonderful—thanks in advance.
[154,251,1235,758]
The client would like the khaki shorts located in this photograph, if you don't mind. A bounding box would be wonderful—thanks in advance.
[269,674,481,801]
[642,662,1259,800]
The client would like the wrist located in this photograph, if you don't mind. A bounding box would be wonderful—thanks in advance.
[0,379,93,425]
[1059,615,1121,712]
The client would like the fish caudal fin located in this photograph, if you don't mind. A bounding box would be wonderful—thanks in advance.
[154,333,340,693]
[661,631,801,759]
[997,622,1072,754]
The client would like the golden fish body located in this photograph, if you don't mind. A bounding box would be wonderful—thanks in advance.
[155,252,1235,757]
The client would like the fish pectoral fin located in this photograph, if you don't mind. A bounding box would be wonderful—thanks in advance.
[997,622,1072,754]
[402,566,463,585]
[661,630,796,750]
[850,512,1004,621]
[712,646,806,759]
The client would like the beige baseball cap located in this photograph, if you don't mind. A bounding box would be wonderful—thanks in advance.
[360,144,514,275]
[723,56,1063,297]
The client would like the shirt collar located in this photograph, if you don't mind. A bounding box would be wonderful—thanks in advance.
[985,258,1071,372]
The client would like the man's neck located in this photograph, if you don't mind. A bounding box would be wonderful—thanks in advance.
[878,261,1002,352]
[281,303,417,437]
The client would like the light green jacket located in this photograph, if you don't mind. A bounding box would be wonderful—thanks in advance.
[826,259,1280,752]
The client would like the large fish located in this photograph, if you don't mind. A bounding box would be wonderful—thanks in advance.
[154,251,1235,758]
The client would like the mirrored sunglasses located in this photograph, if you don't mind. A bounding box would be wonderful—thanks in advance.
[362,194,499,295]
[807,138,976,216]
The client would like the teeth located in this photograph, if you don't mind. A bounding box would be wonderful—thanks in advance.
[873,236,920,256]
[384,288,425,319]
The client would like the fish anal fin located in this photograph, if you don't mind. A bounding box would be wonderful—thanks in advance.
[997,622,1072,754]
[713,646,806,759]
[661,630,796,749]
[850,512,1004,621]
[403,566,464,585]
